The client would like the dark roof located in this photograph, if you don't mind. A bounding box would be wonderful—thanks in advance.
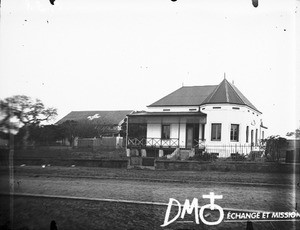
[148,85,217,107]
[148,79,260,113]
[202,79,260,112]
[56,110,133,125]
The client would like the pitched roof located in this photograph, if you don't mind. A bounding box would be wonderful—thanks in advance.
[202,79,260,112]
[56,110,133,125]
[148,79,260,113]
[148,85,217,107]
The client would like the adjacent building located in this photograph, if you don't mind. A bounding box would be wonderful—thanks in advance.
[57,110,133,137]
[56,110,133,148]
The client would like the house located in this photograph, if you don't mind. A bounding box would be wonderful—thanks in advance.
[56,110,133,136]
[56,110,133,148]
[126,79,267,158]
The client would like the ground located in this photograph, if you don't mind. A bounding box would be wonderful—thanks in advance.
[0,166,300,229]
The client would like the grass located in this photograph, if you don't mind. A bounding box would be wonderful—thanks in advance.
[9,165,296,186]
[13,148,127,159]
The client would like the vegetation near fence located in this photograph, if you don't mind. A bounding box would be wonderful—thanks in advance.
[77,137,124,149]
[203,144,253,158]
[13,147,127,160]
[154,159,298,173]
[261,136,288,162]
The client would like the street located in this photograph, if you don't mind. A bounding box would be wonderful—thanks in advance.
[0,166,300,229]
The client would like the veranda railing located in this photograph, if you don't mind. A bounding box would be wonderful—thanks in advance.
[127,137,179,148]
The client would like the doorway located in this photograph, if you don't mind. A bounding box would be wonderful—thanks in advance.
[186,124,199,148]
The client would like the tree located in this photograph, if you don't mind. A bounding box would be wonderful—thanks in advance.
[0,95,57,148]
[261,135,287,162]
[0,100,21,135]
[28,125,65,146]
[286,128,300,139]
[59,120,78,146]
[119,117,127,138]
[58,117,122,146]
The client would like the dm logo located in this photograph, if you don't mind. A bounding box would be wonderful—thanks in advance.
[161,192,224,227]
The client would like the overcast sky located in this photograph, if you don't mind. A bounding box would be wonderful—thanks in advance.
[0,0,299,137]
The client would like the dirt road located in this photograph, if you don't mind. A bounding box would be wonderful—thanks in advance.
[1,166,299,229]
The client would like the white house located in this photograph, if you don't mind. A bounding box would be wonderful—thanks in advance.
[127,79,267,158]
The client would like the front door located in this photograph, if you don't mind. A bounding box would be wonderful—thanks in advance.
[186,124,200,148]
[186,125,194,148]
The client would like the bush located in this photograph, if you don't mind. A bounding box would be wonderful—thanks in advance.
[261,136,287,162]
[189,151,217,161]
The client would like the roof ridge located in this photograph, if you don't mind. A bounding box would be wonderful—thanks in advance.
[224,80,229,103]
[203,80,224,103]
[224,79,244,104]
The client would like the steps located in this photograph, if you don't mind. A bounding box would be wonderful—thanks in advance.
[167,148,195,160]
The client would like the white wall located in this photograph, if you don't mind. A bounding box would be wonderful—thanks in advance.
[148,106,199,112]
[170,124,179,139]
[146,122,186,148]
[179,123,186,148]
[200,104,263,147]
[144,104,265,153]
[147,124,161,138]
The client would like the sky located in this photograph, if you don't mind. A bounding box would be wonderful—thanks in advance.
[0,0,299,137]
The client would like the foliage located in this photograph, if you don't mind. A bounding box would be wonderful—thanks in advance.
[70,120,98,138]
[0,99,21,134]
[29,125,65,146]
[59,120,78,146]
[119,117,127,138]
[57,118,120,146]
[189,150,218,161]
[286,128,300,139]
[1,95,57,126]
[0,95,57,148]
[12,125,63,147]
[261,135,287,161]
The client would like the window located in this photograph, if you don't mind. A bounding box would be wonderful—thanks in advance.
[161,125,170,139]
[232,107,240,110]
[213,107,221,109]
[230,124,239,142]
[163,109,170,111]
[246,126,249,143]
[211,123,222,141]
[128,123,147,138]
[189,108,197,111]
